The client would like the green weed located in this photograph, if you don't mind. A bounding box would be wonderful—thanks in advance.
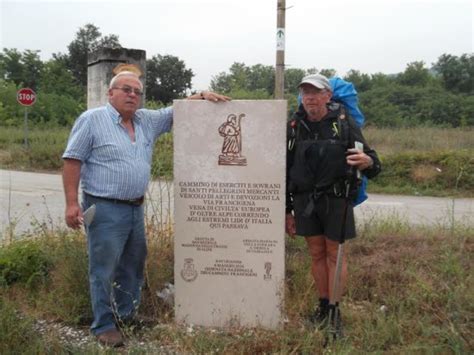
[0,298,46,354]
[0,239,52,288]
[35,232,91,325]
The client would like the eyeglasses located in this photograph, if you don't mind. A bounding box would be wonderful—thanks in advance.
[300,88,328,97]
[112,86,143,97]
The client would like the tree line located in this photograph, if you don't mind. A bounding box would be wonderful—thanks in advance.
[210,57,473,127]
[0,23,472,127]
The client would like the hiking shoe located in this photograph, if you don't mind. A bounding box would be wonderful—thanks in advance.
[328,305,344,339]
[96,328,124,347]
[309,298,329,326]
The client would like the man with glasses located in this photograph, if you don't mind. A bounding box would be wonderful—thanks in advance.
[286,74,381,335]
[62,65,230,347]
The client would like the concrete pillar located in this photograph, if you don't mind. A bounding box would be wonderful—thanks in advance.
[87,48,146,109]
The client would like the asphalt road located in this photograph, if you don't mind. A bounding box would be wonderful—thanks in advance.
[1,169,473,237]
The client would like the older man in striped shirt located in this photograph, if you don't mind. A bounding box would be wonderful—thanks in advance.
[62,69,229,346]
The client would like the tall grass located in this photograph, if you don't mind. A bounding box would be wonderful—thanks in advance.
[0,298,47,354]
[0,127,68,171]
[364,126,474,155]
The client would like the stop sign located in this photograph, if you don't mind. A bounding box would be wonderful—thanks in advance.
[17,88,37,106]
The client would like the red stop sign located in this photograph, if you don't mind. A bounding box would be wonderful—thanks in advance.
[17,88,37,106]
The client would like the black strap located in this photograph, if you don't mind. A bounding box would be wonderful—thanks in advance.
[84,192,144,206]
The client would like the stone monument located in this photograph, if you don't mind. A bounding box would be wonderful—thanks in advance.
[174,100,287,329]
[87,48,146,109]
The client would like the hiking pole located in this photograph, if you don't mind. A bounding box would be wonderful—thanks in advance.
[327,168,357,341]
[327,204,347,339]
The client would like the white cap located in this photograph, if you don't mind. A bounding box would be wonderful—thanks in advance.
[298,74,331,91]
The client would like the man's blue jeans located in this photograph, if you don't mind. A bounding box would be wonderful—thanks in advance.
[83,194,147,335]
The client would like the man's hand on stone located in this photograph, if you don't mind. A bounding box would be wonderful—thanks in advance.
[188,91,231,102]
[202,91,231,102]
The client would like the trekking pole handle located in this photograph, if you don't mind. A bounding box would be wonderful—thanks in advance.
[354,141,363,180]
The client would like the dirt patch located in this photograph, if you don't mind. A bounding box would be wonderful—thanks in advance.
[411,164,442,183]
[0,150,12,163]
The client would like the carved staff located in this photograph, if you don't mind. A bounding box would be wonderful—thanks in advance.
[237,113,245,156]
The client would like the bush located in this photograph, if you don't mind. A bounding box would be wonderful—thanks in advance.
[152,132,173,179]
[359,84,474,127]
[0,240,51,288]
[0,79,84,127]
[36,234,91,324]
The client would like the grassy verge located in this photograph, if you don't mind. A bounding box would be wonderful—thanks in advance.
[0,298,48,353]
[1,213,472,353]
[372,149,474,197]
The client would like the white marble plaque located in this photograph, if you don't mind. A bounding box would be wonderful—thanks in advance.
[173,100,287,329]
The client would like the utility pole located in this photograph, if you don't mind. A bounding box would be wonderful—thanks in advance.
[275,0,286,99]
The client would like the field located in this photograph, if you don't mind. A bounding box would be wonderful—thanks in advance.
[363,126,474,154]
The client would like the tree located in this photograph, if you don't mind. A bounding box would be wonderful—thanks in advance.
[285,68,306,95]
[398,61,431,87]
[247,64,274,95]
[228,62,251,91]
[0,48,25,86]
[433,53,474,94]
[211,63,321,96]
[146,54,194,104]
[21,50,43,89]
[0,79,23,126]
[359,82,474,127]
[0,48,43,89]
[369,72,395,88]
[319,68,337,78]
[64,23,121,88]
[210,62,250,93]
[0,48,23,85]
[210,64,340,97]
[39,58,83,99]
[210,71,233,93]
[344,69,372,92]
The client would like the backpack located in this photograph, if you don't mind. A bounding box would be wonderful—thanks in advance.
[296,77,368,206]
[289,105,355,193]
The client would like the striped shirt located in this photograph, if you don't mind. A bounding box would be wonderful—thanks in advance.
[63,103,173,199]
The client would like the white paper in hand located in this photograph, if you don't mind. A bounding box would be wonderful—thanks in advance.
[83,204,96,227]
[355,141,363,179]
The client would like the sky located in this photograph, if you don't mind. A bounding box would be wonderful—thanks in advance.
[1,0,473,90]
